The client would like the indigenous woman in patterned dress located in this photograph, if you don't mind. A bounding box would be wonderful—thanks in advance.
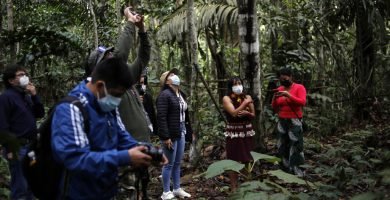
[222,77,255,191]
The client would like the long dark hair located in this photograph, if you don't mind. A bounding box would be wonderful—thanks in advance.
[226,76,245,97]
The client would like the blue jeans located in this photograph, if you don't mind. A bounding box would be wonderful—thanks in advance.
[161,123,186,192]
[4,145,34,200]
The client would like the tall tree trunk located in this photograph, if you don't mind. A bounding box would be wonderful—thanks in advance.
[265,0,281,106]
[315,1,326,95]
[0,0,3,32]
[353,2,375,120]
[270,0,280,68]
[0,0,3,68]
[7,0,16,62]
[187,0,200,165]
[237,0,265,151]
[180,33,191,85]
[205,28,227,101]
[88,0,99,48]
[116,0,121,34]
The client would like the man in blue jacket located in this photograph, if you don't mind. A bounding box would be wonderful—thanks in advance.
[0,63,45,200]
[51,58,161,199]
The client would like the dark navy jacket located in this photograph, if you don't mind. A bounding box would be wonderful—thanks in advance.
[156,87,193,142]
[0,87,44,139]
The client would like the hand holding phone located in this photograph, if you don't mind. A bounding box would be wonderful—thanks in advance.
[275,90,290,97]
[273,89,281,96]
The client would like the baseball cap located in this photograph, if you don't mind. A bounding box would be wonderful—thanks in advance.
[86,46,114,76]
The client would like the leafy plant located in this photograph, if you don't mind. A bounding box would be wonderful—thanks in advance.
[201,151,316,198]
[0,156,10,199]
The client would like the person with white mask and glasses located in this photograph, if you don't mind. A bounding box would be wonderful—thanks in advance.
[222,76,255,192]
[0,63,45,200]
[157,68,193,200]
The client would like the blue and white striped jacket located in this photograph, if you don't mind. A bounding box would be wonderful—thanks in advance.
[51,81,138,199]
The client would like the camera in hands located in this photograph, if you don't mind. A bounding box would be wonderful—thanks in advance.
[138,142,163,164]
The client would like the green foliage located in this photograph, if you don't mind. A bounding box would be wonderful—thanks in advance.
[202,152,280,179]
[351,192,386,200]
[0,132,21,158]
[203,160,244,179]
[200,122,389,199]
[251,151,281,164]
[156,1,238,42]
[378,169,390,184]
[0,25,83,65]
[307,93,332,103]
[230,190,268,200]
[268,170,310,186]
[0,156,10,199]
[0,0,388,198]
[306,124,390,198]
[202,152,313,198]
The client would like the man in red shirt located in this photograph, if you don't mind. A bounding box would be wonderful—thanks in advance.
[272,68,306,177]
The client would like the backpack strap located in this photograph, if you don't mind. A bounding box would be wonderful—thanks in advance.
[59,96,90,134]
[56,96,90,199]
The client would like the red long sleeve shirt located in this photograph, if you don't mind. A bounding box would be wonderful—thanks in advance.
[272,83,306,119]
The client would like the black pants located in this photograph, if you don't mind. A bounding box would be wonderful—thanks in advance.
[135,168,150,199]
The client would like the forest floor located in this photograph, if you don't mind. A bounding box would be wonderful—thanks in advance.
[141,119,390,200]
[0,119,388,199]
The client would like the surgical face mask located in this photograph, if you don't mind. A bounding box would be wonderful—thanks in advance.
[141,84,147,91]
[280,79,292,87]
[169,75,180,86]
[97,83,122,112]
[19,75,29,87]
[232,85,243,95]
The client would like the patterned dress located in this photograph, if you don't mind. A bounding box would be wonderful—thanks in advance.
[224,95,255,162]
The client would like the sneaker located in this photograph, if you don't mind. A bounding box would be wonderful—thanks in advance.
[173,188,191,198]
[161,191,175,200]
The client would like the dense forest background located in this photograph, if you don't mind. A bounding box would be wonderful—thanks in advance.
[0,0,389,199]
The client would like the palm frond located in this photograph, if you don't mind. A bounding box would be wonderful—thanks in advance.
[156,3,238,42]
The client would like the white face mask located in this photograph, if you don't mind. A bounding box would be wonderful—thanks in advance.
[232,85,243,95]
[168,75,180,86]
[19,75,29,87]
[141,84,147,91]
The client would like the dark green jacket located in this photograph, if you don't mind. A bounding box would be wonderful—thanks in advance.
[116,21,151,142]
[119,88,151,142]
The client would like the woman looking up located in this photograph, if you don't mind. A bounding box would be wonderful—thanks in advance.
[157,69,192,200]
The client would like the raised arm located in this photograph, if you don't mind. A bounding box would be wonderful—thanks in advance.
[113,7,151,86]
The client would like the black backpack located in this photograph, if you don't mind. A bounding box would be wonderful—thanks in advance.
[22,96,90,200]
